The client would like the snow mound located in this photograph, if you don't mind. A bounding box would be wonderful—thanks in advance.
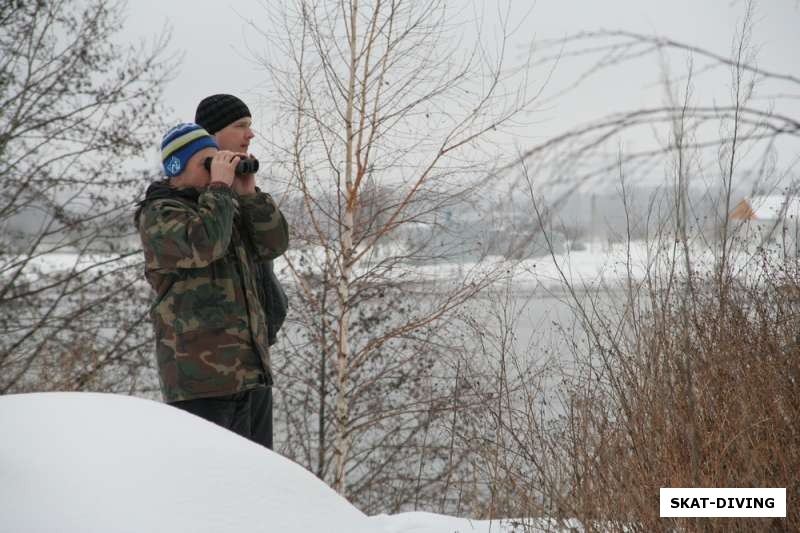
[0,393,367,533]
[0,393,557,533]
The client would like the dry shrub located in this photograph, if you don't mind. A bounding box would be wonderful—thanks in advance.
[520,255,800,532]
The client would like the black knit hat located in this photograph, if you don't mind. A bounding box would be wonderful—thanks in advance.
[194,94,251,134]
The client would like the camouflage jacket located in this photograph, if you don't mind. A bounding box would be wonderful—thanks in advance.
[137,181,289,402]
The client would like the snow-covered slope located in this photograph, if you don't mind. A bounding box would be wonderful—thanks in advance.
[1,393,367,533]
[0,393,536,533]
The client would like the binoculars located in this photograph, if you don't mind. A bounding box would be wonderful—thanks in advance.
[203,156,260,176]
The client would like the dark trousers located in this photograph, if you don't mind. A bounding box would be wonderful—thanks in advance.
[171,387,273,450]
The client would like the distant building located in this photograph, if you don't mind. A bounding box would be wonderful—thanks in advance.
[730,195,800,256]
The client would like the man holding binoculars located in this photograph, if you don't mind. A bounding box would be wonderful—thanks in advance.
[136,94,289,450]
[195,94,260,195]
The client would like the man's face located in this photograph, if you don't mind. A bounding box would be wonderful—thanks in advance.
[215,117,254,153]
[173,147,217,189]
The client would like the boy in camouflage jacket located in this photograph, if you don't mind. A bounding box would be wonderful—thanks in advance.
[136,123,289,447]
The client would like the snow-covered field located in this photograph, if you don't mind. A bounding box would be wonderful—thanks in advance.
[284,238,785,292]
[7,237,784,292]
[0,393,577,533]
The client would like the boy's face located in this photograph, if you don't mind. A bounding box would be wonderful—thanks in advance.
[215,117,254,153]
[173,147,217,189]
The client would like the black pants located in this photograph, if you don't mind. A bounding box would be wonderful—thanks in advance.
[171,387,273,450]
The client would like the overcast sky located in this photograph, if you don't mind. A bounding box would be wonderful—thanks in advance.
[120,0,799,186]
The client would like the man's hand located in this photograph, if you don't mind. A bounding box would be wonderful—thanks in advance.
[209,150,240,187]
[231,152,257,196]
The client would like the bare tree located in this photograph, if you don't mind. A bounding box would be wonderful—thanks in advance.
[0,0,173,395]
[248,0,538,508]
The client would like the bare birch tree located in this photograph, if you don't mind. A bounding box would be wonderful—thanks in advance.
[249,0,538,509]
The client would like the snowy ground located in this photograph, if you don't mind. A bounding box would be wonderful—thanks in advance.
[284,238,784,293]
[6,237,783,292]
[0,393,578,533]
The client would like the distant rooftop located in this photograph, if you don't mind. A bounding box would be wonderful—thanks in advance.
[730,195,800,221]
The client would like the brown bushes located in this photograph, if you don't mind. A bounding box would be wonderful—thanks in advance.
[474,256,800,532]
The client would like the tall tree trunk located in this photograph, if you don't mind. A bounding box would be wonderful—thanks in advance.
[333,0,359,496]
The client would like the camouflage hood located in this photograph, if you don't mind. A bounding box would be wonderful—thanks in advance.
[134,180,198,227]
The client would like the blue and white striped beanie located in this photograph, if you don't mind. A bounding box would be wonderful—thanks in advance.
[160,123,218,177]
